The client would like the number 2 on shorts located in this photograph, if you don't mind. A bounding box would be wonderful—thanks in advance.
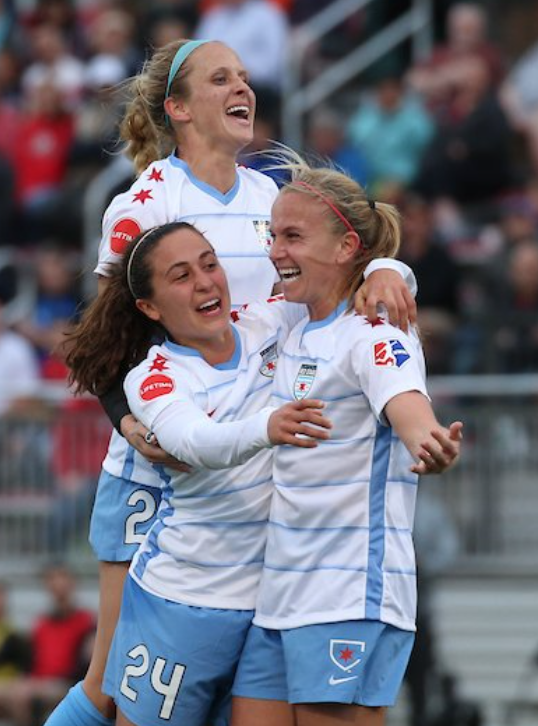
[124,489,158,545]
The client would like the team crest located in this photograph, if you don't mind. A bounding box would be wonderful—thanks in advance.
[373,339,410,369]
[259,342,278,378]
[253,220,273,254]
[294,364,317,400]
[329,639,366,672]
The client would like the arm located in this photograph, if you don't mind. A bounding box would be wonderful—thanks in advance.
[384,391,463,475]
[356,260,418,332]
[143,399,331,470]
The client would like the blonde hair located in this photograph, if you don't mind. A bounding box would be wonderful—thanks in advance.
[120,39,196,175]
[268,147,401,307]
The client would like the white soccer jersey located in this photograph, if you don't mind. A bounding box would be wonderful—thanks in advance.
[253,303,429,632]
[95,153,416,487]
[98,156,279,484]
[95,155,279,307]
[124,299,305,609]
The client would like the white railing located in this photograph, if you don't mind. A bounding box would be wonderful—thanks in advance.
[282,0,433,149]
[0,375,537,577]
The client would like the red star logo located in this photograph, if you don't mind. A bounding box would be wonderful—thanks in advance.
[230,311,240,322]
[149,354,169,372]
[368,317,385,327]
[299,383,306,390]
[267,361,275,370]
[339,647,355,662]
[133,189,153,205]
[148,168,163,182]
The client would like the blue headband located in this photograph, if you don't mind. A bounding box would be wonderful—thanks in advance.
[165,39,211,100]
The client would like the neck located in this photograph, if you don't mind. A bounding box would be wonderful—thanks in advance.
[179,143,238,194]
[179,327,236,367]
[308,294,346,322]
[308,278,350,321]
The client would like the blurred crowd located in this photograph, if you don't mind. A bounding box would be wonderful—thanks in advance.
[1,0,538,395]
[0,565,95,726]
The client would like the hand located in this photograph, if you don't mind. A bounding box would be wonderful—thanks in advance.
[355,270,417,332]
[411,421,463,475]
[120,414,192,472]
[268,400,332,448]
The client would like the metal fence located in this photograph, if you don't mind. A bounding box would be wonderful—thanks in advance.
[1,377,537,577]
[0,387,111,577]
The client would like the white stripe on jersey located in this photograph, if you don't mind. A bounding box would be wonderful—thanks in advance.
[98,157,279,486]
[253,303,429,632]
[125,300,306,609]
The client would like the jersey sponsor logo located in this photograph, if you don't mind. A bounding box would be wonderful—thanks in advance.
[253,219,273,254]
[259,341,278,378]
[139,374,175,401]
[149,354,170,372]
[294,363,317,400]
[373,339,410,368]
[329,639,365,673]
[110,218,143,254]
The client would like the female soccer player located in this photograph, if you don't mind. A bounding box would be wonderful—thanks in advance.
[46,39,417,726]
[68,221,332,726]
[231,155,463,726]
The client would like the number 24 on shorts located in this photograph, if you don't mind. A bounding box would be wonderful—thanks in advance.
[120,644,186,719]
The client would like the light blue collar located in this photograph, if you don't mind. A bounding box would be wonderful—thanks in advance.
[169,155,240,205]
[303,300,348,334]
[165,326,242,370]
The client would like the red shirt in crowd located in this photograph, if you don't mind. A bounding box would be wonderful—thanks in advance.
[30,608,94,679]
[13,112,74,204]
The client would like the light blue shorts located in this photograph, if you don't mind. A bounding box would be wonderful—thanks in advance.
[104,576,254,726]
[233,620,414,707]
[89,469,161,562]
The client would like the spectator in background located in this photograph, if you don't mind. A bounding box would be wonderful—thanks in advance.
[73,53,126,162]
[147,12,195,50]
[399,193,461,374]
[407,2,505,121]
[490,239,538,372]
[0,564,95,726]
[195,0,290,93]
[143,1,199,46]
[47,396,110,556]
[85,8,142,78]
[500,5,538,178]
[21,0,89,58]
[307,106,368,185]
[0,581,31,683]
[15,245,81,380]
[414,55,514,207]
[21,23,84,109]
[0,0,16,51]
[0,155,15,245]
[0,289,40,417]
[406,486,460,726]
[13,74,75,244]
[238,85,288,186]
[347,74,434,198]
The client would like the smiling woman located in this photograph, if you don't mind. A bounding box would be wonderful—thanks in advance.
[44,37,419,726]
[64,221,333,726]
